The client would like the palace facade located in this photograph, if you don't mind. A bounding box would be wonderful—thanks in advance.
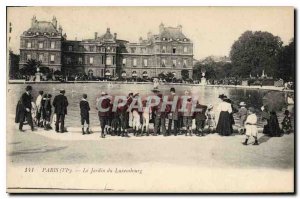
[20,17,194,79]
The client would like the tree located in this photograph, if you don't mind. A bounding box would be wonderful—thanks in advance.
[181,69,189,80]
[276,39,295,81]
[19,59,41,76]
[230,31,283,78]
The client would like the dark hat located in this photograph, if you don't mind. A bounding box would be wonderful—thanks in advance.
[39,90,44,95]
[59,89,65,94]
[170,87,176,93]
[218,94,226,99]
[47,94,52,98]
[284,110,290,115]
[26,85,32,91]
[82,94,87,99]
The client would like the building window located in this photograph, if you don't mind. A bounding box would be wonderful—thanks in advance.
[78,57,83,64]
[162,46,166,53]
[66,57,72,64]
[51,41,55,49]
[184,46,188,53]
[101,69,104,77]
[113,56,115,65]
[131,47,136,53]
[133,58,137,67]
[89,46,94,52]
[88,69,93,77]
[50,55,55,63]
[38,54,43,62]
[101,47,105,52]
[143,59,148,67]
[161,59,166,67]
[102,56,104,64]
[106,57,112,65]
[26,54,31,60]
[38,42,43,49]
[183,59,187,67]
[184,38,187,42]
[68,46,73,51]
[172,47,176,54]
[122,58,126,66]
[27,42,32,48]
[89,57,94,64]
[172,59,176,67]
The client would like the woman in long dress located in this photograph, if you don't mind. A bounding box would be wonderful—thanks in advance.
[216,94,233,136]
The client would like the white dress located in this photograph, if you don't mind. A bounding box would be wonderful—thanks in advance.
[245,113,258,137]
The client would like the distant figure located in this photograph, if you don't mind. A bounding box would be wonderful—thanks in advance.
[117,99,129,137]
[282,110,292,134]
[16,85,34,132]
[242,107,259,145]
[238,102,248,134]
[132,92,142,136]
[53,89,69,133]
[80,94,90,135]
[127,91,134,127]
[35,90,44,127]
[153,78,159,90]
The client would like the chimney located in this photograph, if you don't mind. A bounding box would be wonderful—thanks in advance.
[59,25,63,34]
[31,15,37,27]
[95,32,98,40]
[114,33,117,40]
[52,16,57,29]
[107,28,110,33]
[139,37,143,43]
[177,25,182,32]
[63,33,67,40]
[159,23,164,33]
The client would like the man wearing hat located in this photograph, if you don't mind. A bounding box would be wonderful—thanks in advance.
[238,102,248,134]
[17,85,34,132]
[52,89,69,133]
[153,93,168,136]
[126,91,134,128]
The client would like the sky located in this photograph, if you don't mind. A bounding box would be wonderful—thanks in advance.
[7,6,294,60]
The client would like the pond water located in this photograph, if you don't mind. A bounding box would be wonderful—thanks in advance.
[7,83,294,129]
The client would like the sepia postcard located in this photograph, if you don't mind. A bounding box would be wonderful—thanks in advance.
[6,6,295,193]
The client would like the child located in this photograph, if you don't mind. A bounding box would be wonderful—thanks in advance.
[43,94,52,130]
[238,102,248,134]
[194,100,207,136]
[282,110,292,134]
[182,96,193,136]
[131,93,142,136]
[242,107,259,145]
[142,99,151,136]
[118,99,129,137]
[206,104,216,133]
[80,94,90,135]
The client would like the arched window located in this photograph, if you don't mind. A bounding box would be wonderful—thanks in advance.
[88,69,93,77]
[142,71,148,78]
[132,71,137,77]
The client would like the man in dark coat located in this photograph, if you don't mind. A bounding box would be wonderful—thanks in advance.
[167,87,180,136]
[17,85,34,132]
[194,101,208,136]
[52,89,69,133]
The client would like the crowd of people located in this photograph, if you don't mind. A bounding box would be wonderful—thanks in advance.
[15,85,293,145]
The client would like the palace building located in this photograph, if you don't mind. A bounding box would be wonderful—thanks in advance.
[19,17,194,79]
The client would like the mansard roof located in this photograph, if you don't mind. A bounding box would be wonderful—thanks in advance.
[28,21,58,34]
[159,27,187,40]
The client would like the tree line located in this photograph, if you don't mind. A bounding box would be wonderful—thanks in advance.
[193,31,295,82]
